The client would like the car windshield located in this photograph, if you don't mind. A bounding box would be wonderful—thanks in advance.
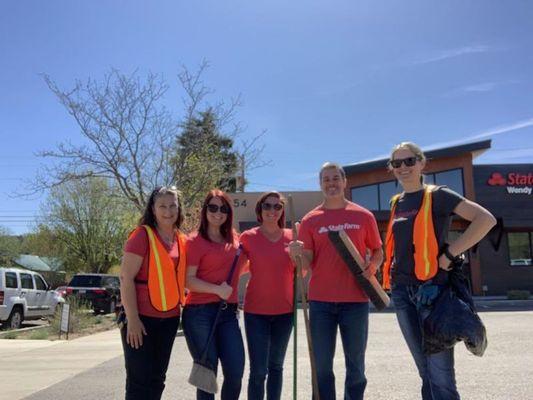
[69,275,103,287]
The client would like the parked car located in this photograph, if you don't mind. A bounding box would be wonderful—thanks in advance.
[0,267,65,330]
[66,273,120,314]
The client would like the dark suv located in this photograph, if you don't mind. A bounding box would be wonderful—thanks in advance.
[66,274,120,314]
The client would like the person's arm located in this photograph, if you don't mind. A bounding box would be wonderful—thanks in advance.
[119,252,147,349]
[439,199,497,270]
[185,266,233,300]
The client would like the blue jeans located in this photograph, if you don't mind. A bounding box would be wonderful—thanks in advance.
[309,301,369,400]
[120,315,179,400]
[182,303,245,400]
[392,284,460,400]
[244,312,293,400]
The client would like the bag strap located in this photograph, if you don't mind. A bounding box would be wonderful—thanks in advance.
[199,244,242,363]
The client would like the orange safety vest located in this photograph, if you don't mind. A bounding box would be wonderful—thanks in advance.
[132,225,187,312]
[382,185,439,290]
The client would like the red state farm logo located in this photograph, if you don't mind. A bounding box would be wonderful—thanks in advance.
[487,172,507,186]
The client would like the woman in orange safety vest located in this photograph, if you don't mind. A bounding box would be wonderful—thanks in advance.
[119,186,187,400]
[384,142,495,400]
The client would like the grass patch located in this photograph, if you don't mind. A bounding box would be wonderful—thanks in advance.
[29,328,52,340]
[3,331,18,339]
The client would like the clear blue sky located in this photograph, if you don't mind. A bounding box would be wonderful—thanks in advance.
[1,1,532,234]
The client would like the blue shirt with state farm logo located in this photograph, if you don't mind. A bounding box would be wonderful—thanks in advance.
[298,201,382,302]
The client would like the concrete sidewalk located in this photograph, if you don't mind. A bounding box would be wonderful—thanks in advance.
[3,311,533,399]
[0,329,123,400]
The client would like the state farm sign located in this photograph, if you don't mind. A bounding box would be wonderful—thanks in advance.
[487,172,533,195]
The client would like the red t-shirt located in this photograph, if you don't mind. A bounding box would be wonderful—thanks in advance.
[298,201,382,302]
[240,227,294,315]
[123,227,181,318]
[186,232,246,305]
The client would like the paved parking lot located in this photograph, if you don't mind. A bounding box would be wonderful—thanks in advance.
[6,309,531,400]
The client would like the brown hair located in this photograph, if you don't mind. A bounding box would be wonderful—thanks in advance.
[139,186,184,230]
[198,189,235,243]
[254,191,286,228]
[319,162,346,181]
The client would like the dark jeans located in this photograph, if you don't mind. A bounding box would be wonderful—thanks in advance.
[309,301,369,400]
[391,284,460,400]
[183,303,245,400]
[120,315,179,400]
[244,312,293,400]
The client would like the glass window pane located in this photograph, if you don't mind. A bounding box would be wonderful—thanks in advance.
[435,169,464,195]
[35,275,47,290]
[424,174,435,185]
[5,272,18,288]
[379,181,401,210]
[351,185,379,210]
[20,273,34,289]
[508,233,532,266]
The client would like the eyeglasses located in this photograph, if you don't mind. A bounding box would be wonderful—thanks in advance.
[388,157,420,169]
[206,204,230,214]
[261,202,283,211]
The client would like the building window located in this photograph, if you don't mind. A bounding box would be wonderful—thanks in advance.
[423,168,464,195]
[352,180,401,211]
[351,184,379,210]
[435,169,464,195]
[379,181,401,210]
[508,232,533,266]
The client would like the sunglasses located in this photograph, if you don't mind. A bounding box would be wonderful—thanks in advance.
[261,202,283,211]
[388,156,420,169]
[206,204,230,214]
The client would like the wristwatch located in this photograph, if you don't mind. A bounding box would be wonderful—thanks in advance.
[441,243,461,264]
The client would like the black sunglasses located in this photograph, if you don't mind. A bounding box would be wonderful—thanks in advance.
[206,204,230,214]
[261,202,283,211]
[388,156,420,169]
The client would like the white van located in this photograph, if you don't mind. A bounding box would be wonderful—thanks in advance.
[0,267,64,330]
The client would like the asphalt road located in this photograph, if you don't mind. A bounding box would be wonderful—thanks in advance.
[23,310,533,400]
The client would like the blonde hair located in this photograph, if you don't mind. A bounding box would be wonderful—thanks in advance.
[389,142,426,163]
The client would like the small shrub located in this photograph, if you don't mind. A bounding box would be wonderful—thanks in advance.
[507,290,531,300]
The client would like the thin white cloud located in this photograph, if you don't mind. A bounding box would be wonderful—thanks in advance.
[478,147,533,162]
[462,82,499,92]
[350,117,533,165]
[409,45,493,65]
[443,80,520,97]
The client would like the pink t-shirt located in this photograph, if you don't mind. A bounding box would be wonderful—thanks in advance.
[123,227,181,318]
[186,232,246,305]
[298,201,382,303]
[240,227,294,315]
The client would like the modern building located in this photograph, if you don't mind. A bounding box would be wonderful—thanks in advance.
[230,139,533,296]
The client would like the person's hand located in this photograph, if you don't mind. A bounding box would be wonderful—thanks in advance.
[126,316,147,349]
[217,282,233,300]
[361,261,377,280]
[288,240,304,259]
[438,254,453,271]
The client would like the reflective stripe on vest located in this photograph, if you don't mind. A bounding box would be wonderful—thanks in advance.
[382,185,439,289]
[138,225,186,312]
